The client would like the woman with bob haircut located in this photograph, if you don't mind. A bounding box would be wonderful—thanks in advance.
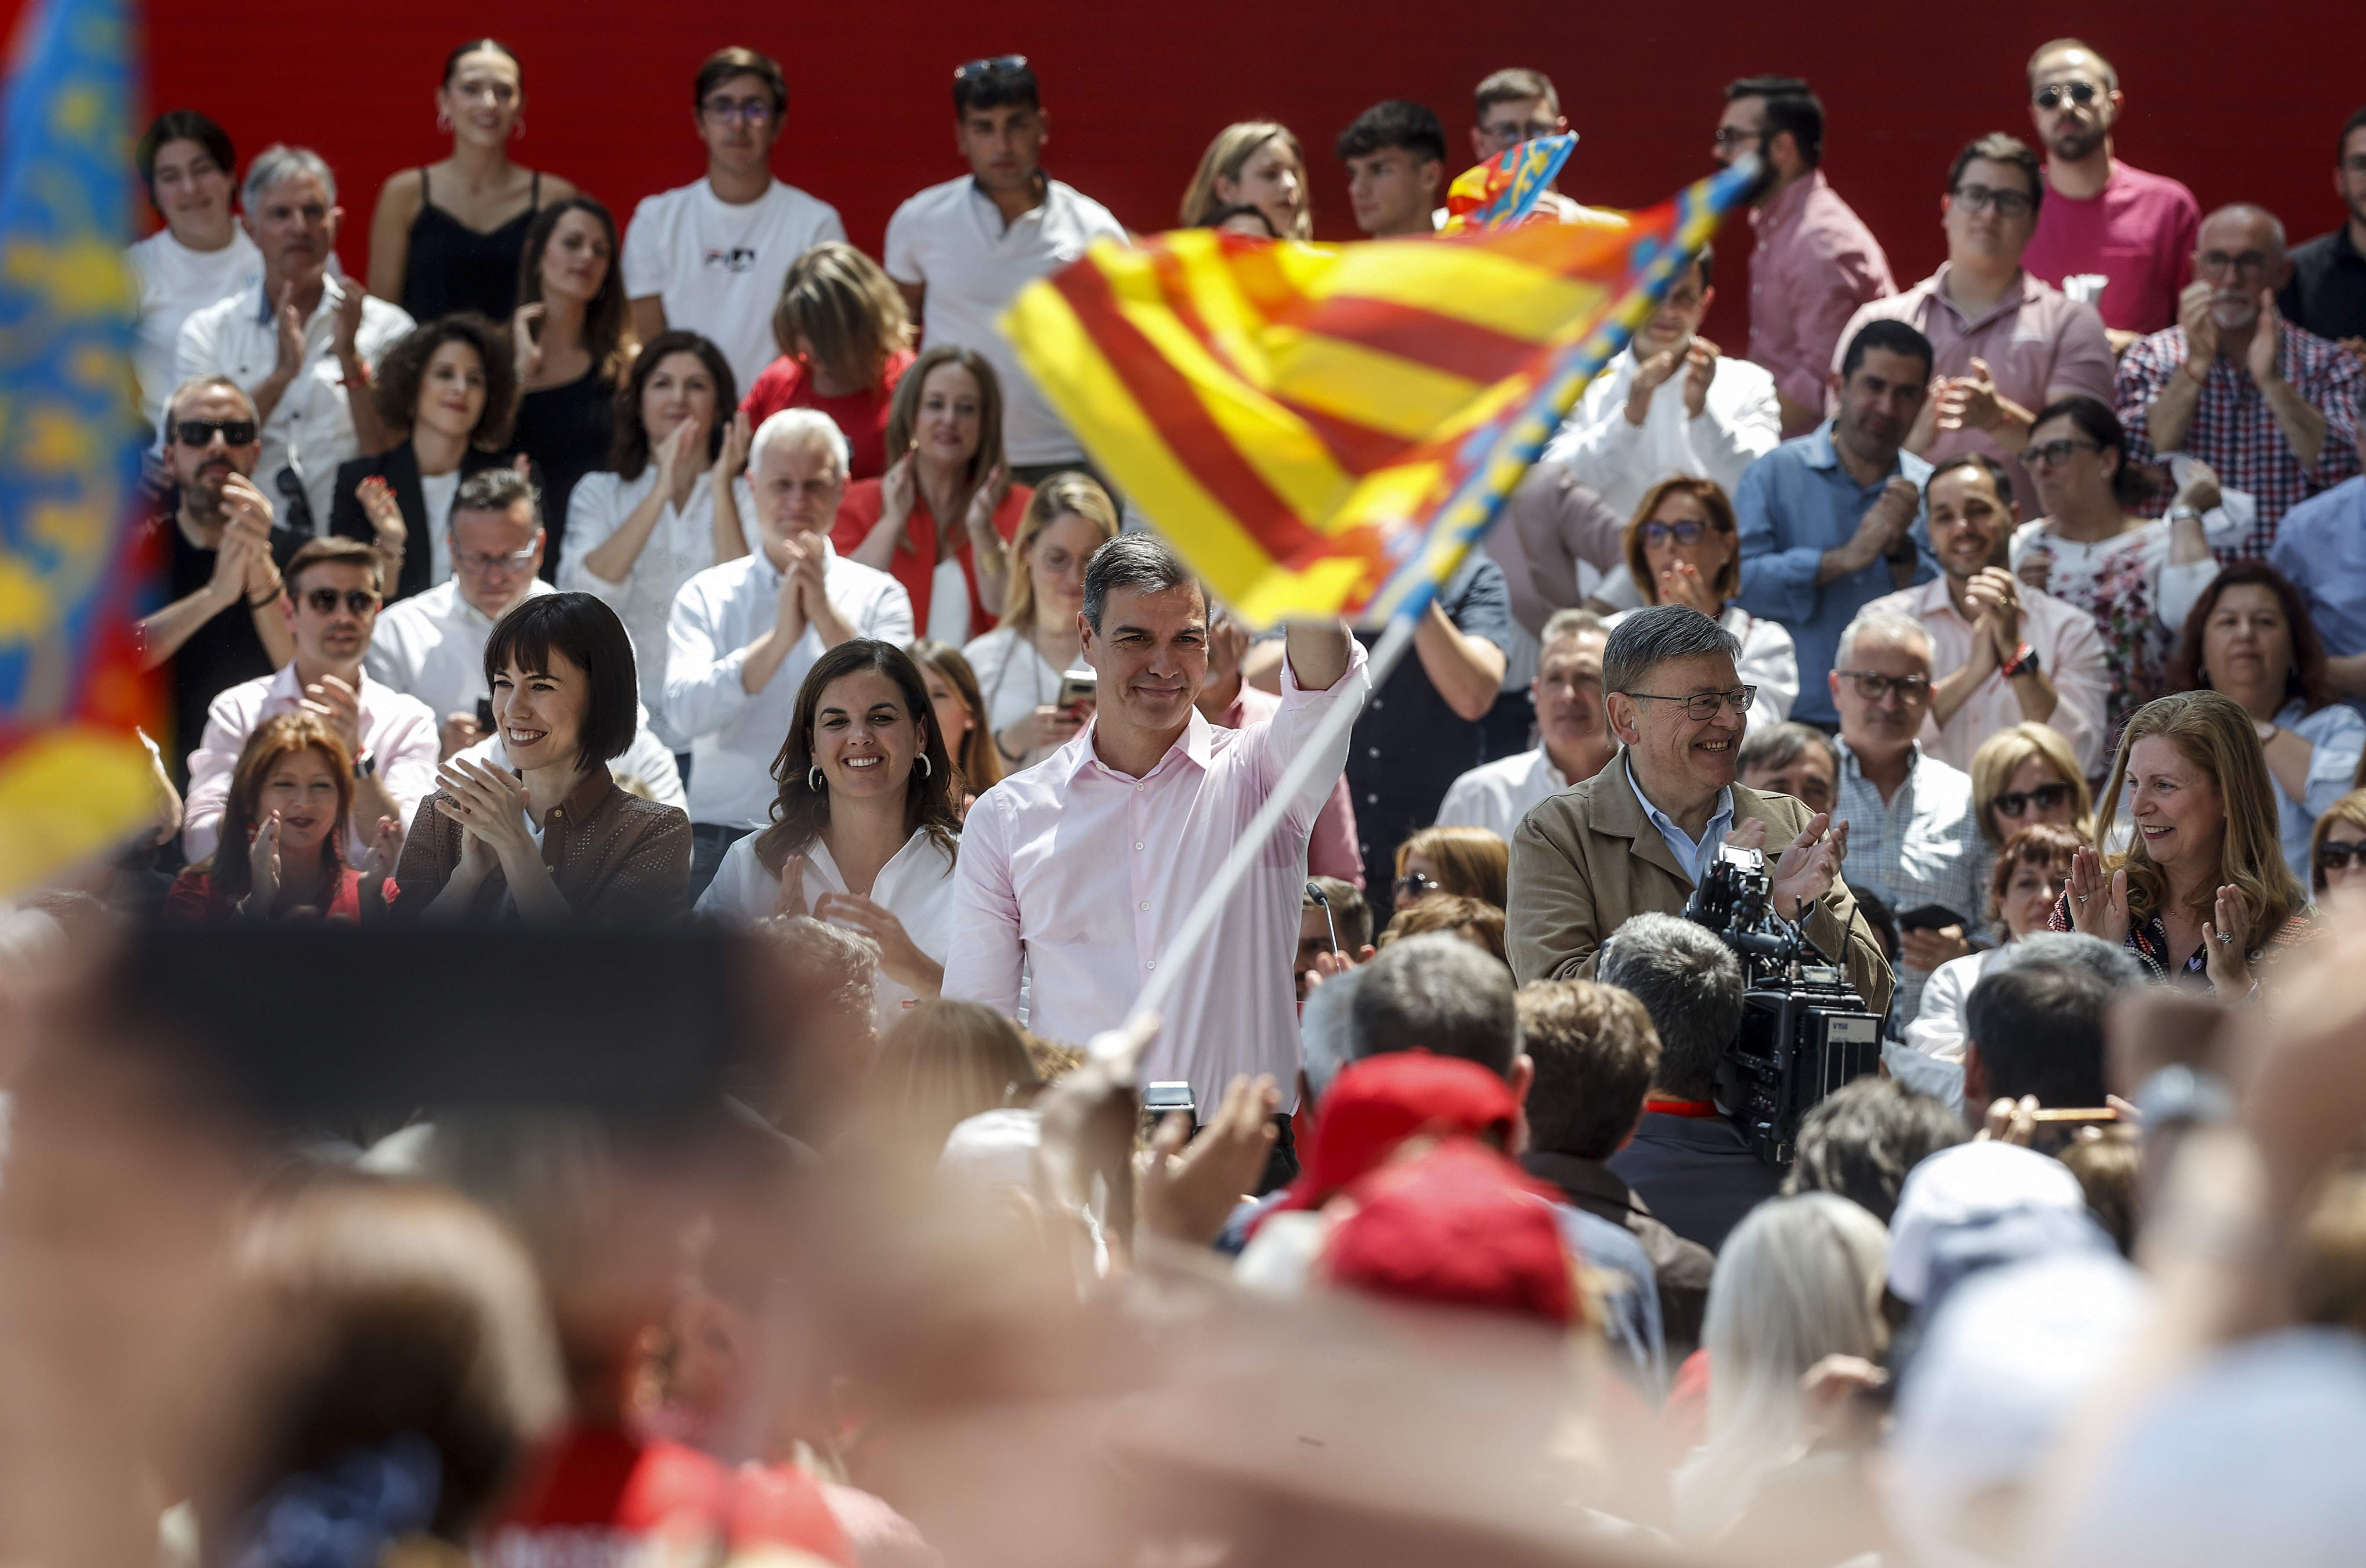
[509,194,635,578]
[740,241,916,481]
[165,711,397,922]
[1904,821,2085,1067]
[395,592,690,922]
[698,639,961,1029]
[2309,786,2366,899]
[2056,688,2317,992]
[1603,477,1795,733]
[1179,122,1312,240]
[331,311,525,603]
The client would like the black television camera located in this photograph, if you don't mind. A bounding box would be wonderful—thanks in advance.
[1683,844,1883,1167]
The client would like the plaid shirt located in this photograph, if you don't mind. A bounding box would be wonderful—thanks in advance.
[2115,320,2363,557]
[1833,739,1985,1028]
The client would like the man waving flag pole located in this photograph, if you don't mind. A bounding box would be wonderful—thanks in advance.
[1001,146,1761,1037]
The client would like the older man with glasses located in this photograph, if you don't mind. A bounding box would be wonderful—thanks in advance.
[1835,132,2117,524]
[1506,604,1892,1015]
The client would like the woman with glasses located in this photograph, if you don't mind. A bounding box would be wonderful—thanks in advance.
[2170,561,2365,887]
[366,41,575,323]
[1898,822,2083,1076]
[509,196,635,581]
[2012,395,2221,755]
[1390,825,1509,912]
[1967,721,2093,898]
[1179,123,1313,241]
[1603,477,1795,734]
[2310,788,2366,900]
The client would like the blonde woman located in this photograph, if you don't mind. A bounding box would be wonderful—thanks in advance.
[1179,122,1312,239]
[961,474,1120,771]
[2308,788,2366,899]
[1391,824,1509,910]
[2056,689,2318,992]
[1967,719,2094,901]
[740,242,915,481]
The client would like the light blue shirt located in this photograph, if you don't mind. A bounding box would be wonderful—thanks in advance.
[1734,421,1936,725]
[2270,477,2366,662]
[1627,758,1736,886]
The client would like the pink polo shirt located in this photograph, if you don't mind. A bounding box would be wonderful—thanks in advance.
[1836,266,2117,520]
[2022,159,2200,336]
[1746,168,1897,435]
[1865,574,2112,775]
[943,642,1371,1109]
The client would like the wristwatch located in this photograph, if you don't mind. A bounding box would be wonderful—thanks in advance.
[2003,642,2041,679]
[352,748,377,780]
[2167,503,2203,524]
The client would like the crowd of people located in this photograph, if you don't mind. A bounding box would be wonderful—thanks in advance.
[14,31,2366,1567]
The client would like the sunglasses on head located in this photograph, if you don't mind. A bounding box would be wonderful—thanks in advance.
[954,54,1028,81]
[175,418,256,447]
[1993,782,2074,818]
[2321,840,2366,872]
[2033,80,2102,110]
[302,587,379,616]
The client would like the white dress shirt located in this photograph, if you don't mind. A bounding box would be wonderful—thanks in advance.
[1864,576,2112,775]
[1603,603,1798,735]
[663,538,914,830]
[698,828,960,1033]
[365,577,555,723]
[129,225,260,432]
[943,642,1371,1109]
[173,273,414,531]
[1434,748,1573,842]
[558,467,758,751]
[182,664,438,863]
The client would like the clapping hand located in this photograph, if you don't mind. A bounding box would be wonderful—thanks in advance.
[1740,811,1850,923]
[878,451,918,531]
[814,890,942,993]
[1680,337,1719,420]
[433,756,535,861]
[2246,289,2285,384]
[1625,346,1681,423]
[510,301,546,383]
[358,815,401,913]
[2065,845,2130,945]
[1961,566,2024,661]
[1933,356,2006,433]
[713,408,752,480]
[964,462,1010,539]
[300,673,366,765]
[2177,280,2219,371]
[1655,558,1721,616]
[772,852,808,918]
[330,278,365,360]
[243,810,284,916]
[654,417,702,486]
[354,474,405,555]
[271,280,306,380]
[2202,882,2255,994]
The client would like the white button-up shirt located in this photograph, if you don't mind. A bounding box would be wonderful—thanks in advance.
[173,274,414,532]
[365,577,554,723]
[182,664,439,864]
[943,642,1372,1109]
[1832,738,1984,1025]
[697,828,960,1033]
[559,467,758,751]
[1434,747,1572,842]
[1865,575,2112,776]
[663,538,914,830]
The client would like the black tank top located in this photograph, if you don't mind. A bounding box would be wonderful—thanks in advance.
[401,168,538,322]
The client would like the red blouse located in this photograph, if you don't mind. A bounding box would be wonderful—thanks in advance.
[830,478,1033,642]
[164,865,367,922]
[739,348,916,482]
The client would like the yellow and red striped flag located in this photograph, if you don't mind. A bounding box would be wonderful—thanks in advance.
[1001,160,1756,628]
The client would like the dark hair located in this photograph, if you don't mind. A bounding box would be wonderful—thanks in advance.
[516,196,630,381]
[1948,131,2044,216]
[1517,979,1660,1161]
[1474,68,1558,119]
[1989,822,2086,927]
[1306,875,1373,953]
[1082,533,1197,634]
[1625,477,1742,604]
[481,593,639,772]
[1595,911,1742,1101]
[203,712,352,902]
[1725,75,1824,167]
[952,56,1039,116]
[1781,1077,1966,1223]
[1965,960,2110,1108]
[1335,100,1446,166]
[696,46,787,115]
[1852,889,1902,965]
[1350,932,1518,1079]
[1839,318,1936,383]
[907,639,1001,797]
[453,466,541,528]
[441,38,519,86]
[2341,105,2366,161]
[2029,394,2153,507]
[2170,560,2333,713]
[1603,603,1740,699]
[752,640,960,878]
[1925,450,2018,512]
[1738,719,1839,783]
[286,535,383,596]
[372,313,518,447]
[136,110,235,205]
[610,331,735,481]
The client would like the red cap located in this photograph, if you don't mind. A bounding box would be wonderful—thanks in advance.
[1321,1138,1579,1326]
[1270,1051,1520,1217]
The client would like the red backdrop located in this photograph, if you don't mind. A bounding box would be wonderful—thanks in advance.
[26,0,2363,352]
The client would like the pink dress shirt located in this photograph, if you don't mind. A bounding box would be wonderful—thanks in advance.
[1865,575,2111,775]
[1836,266,2117,521]
[2021,160,2200,336]
[1746,169,1896,436]
[1218,683,1363,889]
[943,642,1371,1109]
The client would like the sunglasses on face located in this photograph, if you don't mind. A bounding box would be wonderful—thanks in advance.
[2321,841,2366,872]
[1836,670,1933,704]
[1640,520,1709,547]
[175,418,256,447]
[302,587,379,616]
[1394,871,1439,901]
[2032,80,2102,110]
[1993,782,2075,818]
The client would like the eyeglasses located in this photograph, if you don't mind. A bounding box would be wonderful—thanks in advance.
[1993,782,2075,818]
[454,546,538,573]
[175,418,256,447]
[1951,184,2036,219]
[2024,437,2102,469]
[2198,249,2274,278]
[1393,871,1439,902]
[1622,686,1756,721]
[700,95,776,126]
[1640,520,1709,548]
[954,54,1029,81]
[302,587,379,616]
[1711,126,1763,151]
[1481,119,1559,146]
[1835,670,1933,704]
[2032,80,2103,110]
[2320,841,2366,872]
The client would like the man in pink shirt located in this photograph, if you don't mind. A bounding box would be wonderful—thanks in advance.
[1836,133,2117,522]
[1865,453,2108,774]
[943,534,1365,1145]
[1198,599,1364,889]
[2018,38,2200,349]
[1716,76,1896,438]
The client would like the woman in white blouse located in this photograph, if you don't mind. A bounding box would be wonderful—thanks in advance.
[1603,476,1795,733]
[698,639,961,1032]
[560,330,755,751]
[961,473,1121,773]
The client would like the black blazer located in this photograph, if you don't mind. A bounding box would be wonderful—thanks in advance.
[329,441,530,604]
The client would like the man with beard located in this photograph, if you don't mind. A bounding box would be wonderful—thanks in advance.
[2118,204,2364,558]
[138,376,298,782]
[2279,107,2366,354]
[1437,610,1616,841]
[2019,39,2200,348]
[1714,76,1896,438]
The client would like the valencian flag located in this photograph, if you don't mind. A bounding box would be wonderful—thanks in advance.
[1437,131,1581,235]
[0,0,158,894]
[1002,156,1758,629]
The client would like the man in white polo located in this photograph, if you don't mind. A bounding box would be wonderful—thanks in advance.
[1435,609,1617,840]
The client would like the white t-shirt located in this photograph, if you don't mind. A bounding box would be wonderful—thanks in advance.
[620,177,847,396]
[419,467,462,589]
[961,624,1066,770]
[884,175,1127,465]
[129,225,261,433]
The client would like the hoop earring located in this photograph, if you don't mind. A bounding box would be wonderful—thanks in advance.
[915,754,932,778]
[807,765,824,791]
[437,109,453,135]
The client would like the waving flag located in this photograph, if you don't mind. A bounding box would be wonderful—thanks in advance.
[1438,132,1580,235]
[1001,158,1758,628]
[0,0,158,894]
